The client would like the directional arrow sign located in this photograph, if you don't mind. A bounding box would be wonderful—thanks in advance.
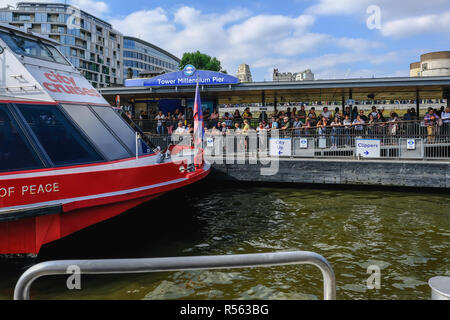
[270,138,292,157]
[356,139,381,158]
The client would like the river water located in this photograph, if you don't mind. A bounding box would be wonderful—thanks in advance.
[0,182,449,300]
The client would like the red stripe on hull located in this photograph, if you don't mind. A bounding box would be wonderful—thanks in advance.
[0,161,210,255]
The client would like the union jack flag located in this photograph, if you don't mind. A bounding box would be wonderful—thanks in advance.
[193,80,204,166]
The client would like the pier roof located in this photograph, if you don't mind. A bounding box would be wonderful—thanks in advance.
[99,76,450,104]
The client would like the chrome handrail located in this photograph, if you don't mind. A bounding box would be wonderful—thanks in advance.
[14,251,336,300]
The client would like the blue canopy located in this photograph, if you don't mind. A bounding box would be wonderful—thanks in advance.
[125,68,239,87]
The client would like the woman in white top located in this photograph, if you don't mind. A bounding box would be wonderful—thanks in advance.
[343,115,352,146]
[330,117,342,148]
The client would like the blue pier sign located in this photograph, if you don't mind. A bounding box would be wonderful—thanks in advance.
[125,65,240,87]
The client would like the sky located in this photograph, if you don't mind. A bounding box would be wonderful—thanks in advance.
[2,0,450,81]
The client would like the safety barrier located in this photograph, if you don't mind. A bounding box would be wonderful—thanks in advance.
[14,251,336,300]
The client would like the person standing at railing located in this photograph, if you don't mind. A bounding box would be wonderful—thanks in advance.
[291,107,297,121]
[442,106,450,138]
[352,115,365,139]
[330,117,342,149]
[155,111,166,135]
[242,108,253,121]
[293,117,302,136]
[233,122,242,134]
[343,115,352,147]
[424,107,440,144]
[280,117,291,138]
[351,106,358,121]
[174,121,187,134]
[367,114,376,138]
[259,111,268,124]
[270,116,280,130]
[308,108,318,127]
[370,106,378,120]
[242,119,251,134]
[388,113,400,133]
[334,107,343,121]
[344,106,351,119]
[375,112,385,141]
[402,108,415,136]
[166,112,175,135]
[286,107,292,119]
[298,105,307,124]
[321,107,332,122]
[300,117,311,137]
[256,122,267,134]
[359,110,368,122]
[223,112,233,128]
[256,122,268,155]
[233,109,242,125]
[317,118,327,137]
[209,108,220,128]
[388,112,400,145]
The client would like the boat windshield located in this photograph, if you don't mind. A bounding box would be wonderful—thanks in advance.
[117,109,158,152]
[0,30,69,65]
[0,103,44,172]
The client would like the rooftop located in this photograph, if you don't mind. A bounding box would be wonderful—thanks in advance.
[99,76,450,104]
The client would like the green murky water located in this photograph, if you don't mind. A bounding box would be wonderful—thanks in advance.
[0,183,449,300]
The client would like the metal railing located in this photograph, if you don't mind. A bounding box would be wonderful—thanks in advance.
[14,251,336,300]
[145,121,450,160]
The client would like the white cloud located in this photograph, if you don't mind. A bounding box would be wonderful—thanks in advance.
[268,50,407,80]
[381,10,450,38]
[228,14,314,45]
[306,0,450,38]
[0,0,49,8]
[70,0,109,17]
[0,0,109,17]
[112,8,334,75]
[306,0,450,20]
[111,6,401,80]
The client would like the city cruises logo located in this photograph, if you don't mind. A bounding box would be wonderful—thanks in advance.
[183,64,196,77]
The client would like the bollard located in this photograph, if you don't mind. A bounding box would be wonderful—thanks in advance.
[429,276,450,300]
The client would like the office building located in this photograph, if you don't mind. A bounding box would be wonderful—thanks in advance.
[0,2,123,87]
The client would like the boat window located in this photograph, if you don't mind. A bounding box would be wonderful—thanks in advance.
[16,104,103,166]
[118,110,157,152]
[91,106,152,155]
[61,104,131,161]
[0,30,69,65]
[0,104,44,172]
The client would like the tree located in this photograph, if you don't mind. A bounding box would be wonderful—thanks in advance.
[179,51,227,73]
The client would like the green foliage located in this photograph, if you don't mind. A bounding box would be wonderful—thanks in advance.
[179,51,226,73]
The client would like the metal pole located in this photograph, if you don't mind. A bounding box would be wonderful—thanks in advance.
[135,132,139,160]
[14,251,336,300]
[416,90,420,119]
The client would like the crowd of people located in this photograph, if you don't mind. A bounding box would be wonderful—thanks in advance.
[137,104,450,145]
